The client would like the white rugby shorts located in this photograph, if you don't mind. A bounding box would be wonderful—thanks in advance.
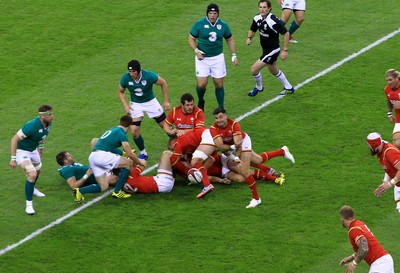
[130,98,164,119]
[281,0,306,11]
[16,149,41,166]
[195,53,226,78]
[88,151,120,177]
[154,169,175,193]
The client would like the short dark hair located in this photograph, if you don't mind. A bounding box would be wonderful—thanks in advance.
[38,104,52,112]
[213,107,227,115]
[56,151,68,166]
[259,0,271,8]
[339,205,355,220]
[180,93,194,105]
[206,3,219,14]
[120,114,133,127]
[127,60,141,72]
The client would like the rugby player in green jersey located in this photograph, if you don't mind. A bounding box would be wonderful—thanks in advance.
[10,105,53,215]
[188,3,238,111]
[73,115,146,203]
[118,60,170,160]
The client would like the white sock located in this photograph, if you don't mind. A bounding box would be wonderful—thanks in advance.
[253,72,263,90]
[140,149,147,155]
[275,70,292,89]
[394,185,400,203]
[26,200,33,206]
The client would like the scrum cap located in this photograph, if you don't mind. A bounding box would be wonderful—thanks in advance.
[366,132,383,152]
[127,60,141,72]
[206,3,219,14]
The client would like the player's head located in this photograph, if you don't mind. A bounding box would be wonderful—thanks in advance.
[206,3,219,22]
[120,114,133,128]
[258,0,272,10]
[385,69,400,89]
[366,132,384,155]
[180,93,195,114]
[56,151,74,166]
[213,107,228,128]
[127,60,141,72]
[206,3,219,14]
[339,205,354,228]
[38,104,53,123]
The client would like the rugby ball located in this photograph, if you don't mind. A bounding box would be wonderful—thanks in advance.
[187,168,203,184]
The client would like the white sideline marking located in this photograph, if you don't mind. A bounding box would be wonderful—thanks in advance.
[237,28,400,122]
[1,28,399,257]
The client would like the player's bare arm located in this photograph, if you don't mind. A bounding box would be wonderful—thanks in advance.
[246,30,256,46]
[118,84,131,114]
[355,237,369,262]
[66,170,92,189]
[280,32,290,61]
[188,34,205,60]
[213,136,232,153]
[226,37,238,66]
[156,76,170,111]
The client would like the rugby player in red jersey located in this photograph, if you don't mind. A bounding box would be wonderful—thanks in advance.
[163,93,205,150]
[366,132,400,213]
[339,205,394,273]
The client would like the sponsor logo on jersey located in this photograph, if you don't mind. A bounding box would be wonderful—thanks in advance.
[128,81,134,86]
[177,124,194,129]
[204,25,209,28]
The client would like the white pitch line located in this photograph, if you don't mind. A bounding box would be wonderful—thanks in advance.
[1,28,399,257]
[236,28,400,122]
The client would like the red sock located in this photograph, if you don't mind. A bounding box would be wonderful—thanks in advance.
[253,169,276,182]
[170,154,190,175]
[193,162,210,187]
[245,175,259,199]
[259,149,284,162]
[251,163,271,173]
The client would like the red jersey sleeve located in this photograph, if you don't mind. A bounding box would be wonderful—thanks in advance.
[165,107,176,126]
[194,107,205,128]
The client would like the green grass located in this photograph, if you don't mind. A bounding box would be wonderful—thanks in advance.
[1,0,399,272]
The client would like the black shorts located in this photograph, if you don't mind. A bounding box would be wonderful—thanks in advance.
[260,47,280,64]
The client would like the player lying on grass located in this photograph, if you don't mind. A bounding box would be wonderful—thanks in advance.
[205,153,286,186]
[56,151,118,190]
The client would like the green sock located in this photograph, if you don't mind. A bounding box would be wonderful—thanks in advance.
[114,168,130,193]
[288,20,299,35]
[79,184,101,194]
[134,134,145,151]
[25,181,35,201]
[196,86,206,106]
[215,87,225,108]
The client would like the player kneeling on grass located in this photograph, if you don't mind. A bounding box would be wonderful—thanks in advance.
[123,151,176,194]
[73,115,146,203]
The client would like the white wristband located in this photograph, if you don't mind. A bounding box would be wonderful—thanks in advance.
[390,178,397,186]
[231,53,237,62]
[352,260,358,266]
[11,156,16,161]
[83,174,89,180]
